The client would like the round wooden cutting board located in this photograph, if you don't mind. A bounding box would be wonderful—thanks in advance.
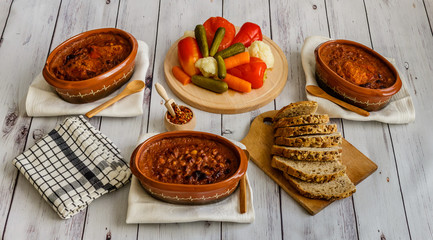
[163,35,288,114]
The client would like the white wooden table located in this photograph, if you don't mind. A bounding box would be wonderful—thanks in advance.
[1,0,432,239]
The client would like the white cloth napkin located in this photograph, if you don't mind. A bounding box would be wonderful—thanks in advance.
[126,133,255,224]
[301,36,415,124]
[25,40,149,117]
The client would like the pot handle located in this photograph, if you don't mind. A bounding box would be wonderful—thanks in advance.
[129,143,142,176]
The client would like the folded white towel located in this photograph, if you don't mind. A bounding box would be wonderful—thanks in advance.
[126,133,255,224]
[25,40,149,117]
[301,36,415,124]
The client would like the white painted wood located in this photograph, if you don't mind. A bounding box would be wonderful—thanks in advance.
[0,0,62,238]
[82,0,160,239]
[325,1,411,239]
[270,1,357,239]
[1,0,433,239]
[0,0,12,32]
[222,1,282,240]
[4,0,119,239]
[139,0,222,239]
[363,0,433,239]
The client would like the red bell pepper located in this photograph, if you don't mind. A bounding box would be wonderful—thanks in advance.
[203,17,236,52]
[227,57,267,89]
[231,22,263,48]
[177,37,202,76]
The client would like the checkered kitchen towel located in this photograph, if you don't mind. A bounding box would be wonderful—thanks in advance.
[12,116,131,219]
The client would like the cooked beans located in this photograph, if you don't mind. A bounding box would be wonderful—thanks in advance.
[139,137,239,184]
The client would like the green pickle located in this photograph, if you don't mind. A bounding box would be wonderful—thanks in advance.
[191,75,228,93]
[194,24,209,57]
[214,42,245,59]
[209,27,225,56]
[216,55,226,79]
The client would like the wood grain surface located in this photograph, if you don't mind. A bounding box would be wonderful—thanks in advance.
[1,0,432,239]
[241,110,377,215]
[164,35,288,114]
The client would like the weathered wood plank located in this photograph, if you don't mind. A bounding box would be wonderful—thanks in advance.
[0,0,62,238]
[325,0,411,239]
[364,0,433,239]
[138,0,222,238]
[222,1,282,239]
[82,0,160,239]
[0,0,12,34]
[4,0,119,239]
[270,0,357,239]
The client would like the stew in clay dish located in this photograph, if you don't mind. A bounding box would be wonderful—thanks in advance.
[320,43,395,89]
[138,136,239,185]
[130,131,248,204]
[314,39,402,111]
[51,33,132,81]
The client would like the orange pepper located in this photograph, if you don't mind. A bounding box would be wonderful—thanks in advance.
[177,37,202,76]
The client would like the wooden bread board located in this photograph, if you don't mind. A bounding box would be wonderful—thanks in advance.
[240,110,378,215]
[164,35,288,114]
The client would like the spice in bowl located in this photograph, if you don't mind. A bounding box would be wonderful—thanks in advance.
[164,103,196,131]
[167,103,193,124]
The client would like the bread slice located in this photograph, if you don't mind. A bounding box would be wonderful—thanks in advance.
[273,114,329,128]
[271,145,342,161]
[285,173,356,200]
[273,101,318,121]
[274,124,338,138]
[272,156,346,183]
[274,132,342,148]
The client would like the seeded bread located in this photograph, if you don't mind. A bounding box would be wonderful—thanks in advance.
[273,114,329,128]
[272,156,346,183]
[274,124,338,138]
[271,145,342,161]
[273,101,318,121]
[285,173,356,200]
[274,132,342,148]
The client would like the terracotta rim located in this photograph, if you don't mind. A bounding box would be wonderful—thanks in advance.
[315,39,402,97]
[130,131,248,192]
[43,28,138,90]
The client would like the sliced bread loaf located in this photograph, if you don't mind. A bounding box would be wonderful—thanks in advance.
[274,132,342,148]
[273,101,318,121]
[271,145,342,161]
[273,114,330,128]
[285,173,356,200]
[272,156,346,183]
[274,124,338,138]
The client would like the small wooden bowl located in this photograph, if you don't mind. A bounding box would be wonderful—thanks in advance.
[314,39,402,111]
[43,28,138,103]
[164,106,196,131]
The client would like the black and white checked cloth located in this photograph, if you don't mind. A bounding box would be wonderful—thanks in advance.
[13,116,131,219]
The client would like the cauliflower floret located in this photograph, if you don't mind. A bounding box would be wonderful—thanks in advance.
[195,57,217,77]
[248,41,274,68]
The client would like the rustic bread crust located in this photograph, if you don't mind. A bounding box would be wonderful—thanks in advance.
[271,145,342,161]
[284,173,356,200]
[273,101,318,121]
[273,114,330,128]
[274,132,342,148]
[271,156,346,183]
[274,124,338,137]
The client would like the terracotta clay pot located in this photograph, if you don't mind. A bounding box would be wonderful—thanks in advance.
[130,131,248,205]
[314,39,402,111]
[42,28,138,103]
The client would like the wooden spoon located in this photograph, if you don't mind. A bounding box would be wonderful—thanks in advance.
[240,149,249,214]
[85,80,145,118]
[306,85,370,117]
[155,83,176,117]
